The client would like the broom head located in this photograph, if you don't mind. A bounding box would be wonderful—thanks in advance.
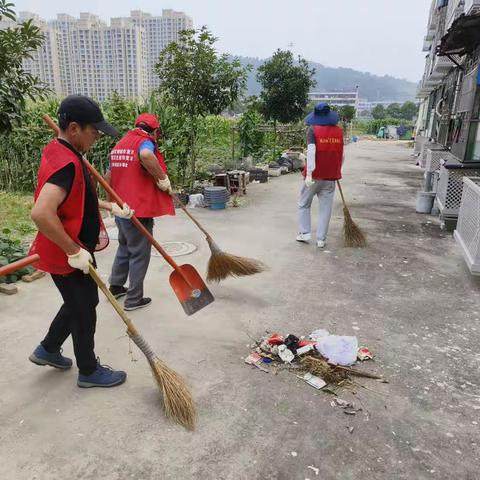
[206,238,265,282]
[149,357,196,430]
[343,207,367,248]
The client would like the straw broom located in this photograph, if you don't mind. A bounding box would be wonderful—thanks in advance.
[336,180,367,248]
[89,265,196,430]
[172,195,265,282]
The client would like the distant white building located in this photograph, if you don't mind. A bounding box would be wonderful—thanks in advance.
[1,10,193,101]
[357,99,403,115]
[308,91,359,111]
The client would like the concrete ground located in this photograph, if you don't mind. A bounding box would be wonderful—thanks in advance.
[1,140,479,480]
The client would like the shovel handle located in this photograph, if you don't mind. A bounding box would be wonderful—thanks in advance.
[0,254,40,277]
[42,115,185,276]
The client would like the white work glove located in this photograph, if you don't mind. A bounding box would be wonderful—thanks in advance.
[156,176,172,193]
[304,174,315,188]
[67,247,93,274]
[111,202,134,219]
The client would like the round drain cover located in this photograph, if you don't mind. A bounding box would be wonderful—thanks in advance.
[151,241,197,258]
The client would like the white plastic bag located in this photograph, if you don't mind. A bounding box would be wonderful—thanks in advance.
[187,193,205,208]
[315,335,358,366]
[309,329,330,342]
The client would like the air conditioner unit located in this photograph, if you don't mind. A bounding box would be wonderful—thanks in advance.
[465,0,480,15]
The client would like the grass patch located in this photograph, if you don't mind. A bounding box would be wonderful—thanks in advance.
[0,191,35,240]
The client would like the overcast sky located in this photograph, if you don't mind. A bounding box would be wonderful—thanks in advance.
[14,0,431,82]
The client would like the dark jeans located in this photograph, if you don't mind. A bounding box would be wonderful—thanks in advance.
[41,269,99,375]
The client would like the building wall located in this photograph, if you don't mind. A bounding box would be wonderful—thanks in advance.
[416,0,480,162]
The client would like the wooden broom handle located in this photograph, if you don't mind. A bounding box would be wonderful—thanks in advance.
[0,254,40,277]
[173,195,211,240]
[42,115,184,275]
[336,180,348,209]
[88,264,139,336]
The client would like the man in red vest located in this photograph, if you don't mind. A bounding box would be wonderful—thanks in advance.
[28,95,133,388]
[296,102,344,248]
[107,113,175,310]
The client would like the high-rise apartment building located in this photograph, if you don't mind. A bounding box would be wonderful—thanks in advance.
[130,9,193,91]
[1,9,193,101]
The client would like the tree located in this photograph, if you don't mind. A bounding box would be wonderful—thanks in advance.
[400,101,418,120]
[238,100,264,158]
[0,1,48,133]
[257,49,316,158]
[386,103,402,119]
[155,27,250,185]
[339,105,356,123]
[371,104,386,119]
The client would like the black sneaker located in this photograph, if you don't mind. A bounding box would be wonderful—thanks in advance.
[109,285,127,299]
[124,297,152,311]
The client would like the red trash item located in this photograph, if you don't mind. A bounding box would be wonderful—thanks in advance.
[298,340,316,348]
[267,334,284,345]
[357,347,373,361]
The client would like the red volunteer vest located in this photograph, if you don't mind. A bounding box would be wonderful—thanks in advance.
[303,125,344,180]
[29,139,108,275]
[109,129,175,218]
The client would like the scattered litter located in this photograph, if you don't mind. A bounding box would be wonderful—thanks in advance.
[334,398,352,408]
[267,334,284,345]
[297,344,315,356]
[316,335,358,366]
[19,419,24,425]
[307,465,320,476]
[357,347,373,361]
[245,352,262,365]
[245,351,269,373]
[278,345,295,363]
[291,451,298,457]
[309,329,330,341]
[244,329,383,394]
[285,334,300,353]
[348,426,355,434]
[302,373,327,390]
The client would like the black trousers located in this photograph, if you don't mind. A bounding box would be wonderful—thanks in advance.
[41,269,99,375]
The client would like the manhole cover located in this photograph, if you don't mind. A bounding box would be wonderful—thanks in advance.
[151,241,197,257]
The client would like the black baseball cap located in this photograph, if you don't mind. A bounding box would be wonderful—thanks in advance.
[58,94,119,137]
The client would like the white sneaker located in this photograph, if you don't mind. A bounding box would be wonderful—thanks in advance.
[296,233,311,243]
[317,240,326,249]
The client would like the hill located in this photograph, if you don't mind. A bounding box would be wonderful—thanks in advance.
[236,56,417,102]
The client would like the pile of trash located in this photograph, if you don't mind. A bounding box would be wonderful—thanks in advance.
[245,329,381,392]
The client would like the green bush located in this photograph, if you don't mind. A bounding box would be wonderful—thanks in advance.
[0,233,34,284]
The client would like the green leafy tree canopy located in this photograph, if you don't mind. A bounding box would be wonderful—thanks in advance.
[155,27,250,118]
[154,27,250,184]
[257,49,316,124]
[339,105,356,123]
[0,1,48,133]
[400,101,418,120]
[371,104,386,120]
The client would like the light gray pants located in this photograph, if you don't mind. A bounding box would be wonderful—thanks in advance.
[298,180,336,241]
[109,217,153,307]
